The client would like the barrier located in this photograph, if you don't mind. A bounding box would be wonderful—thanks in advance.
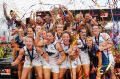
[0,57,18,79]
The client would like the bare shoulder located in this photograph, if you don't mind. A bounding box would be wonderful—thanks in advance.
[19,48,25,55]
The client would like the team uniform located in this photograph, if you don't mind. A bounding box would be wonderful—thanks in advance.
[42,41,60,73]
[69,55,81,68]
[23,46,42,68]
[44,23,54,31]
[60,41,81,69]
[55,33,62,42]
[60,41,70,69]
[77,38,90,65]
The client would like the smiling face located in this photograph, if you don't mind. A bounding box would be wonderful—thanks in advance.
[75,13,84,22]
[85,13,91,22]
[27,27,34,38]
[35,25,41,32]
[86,37,93,47]
[46,32,55,43]
[92,26,100,36]
[79,28,87,39]
[10,11,17,19]
[56,24,64,34]
[18,28,24,37]
[36,17,43,25]
[25,37,33,49]
[45,15,50,23]
[62,32,70,45]
[42,31,47,39]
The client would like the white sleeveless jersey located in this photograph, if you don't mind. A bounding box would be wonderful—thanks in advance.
[77,38,87,53]
[23,46,40,61]
[77,38,85,48]
[60,41,70,68]
[60,41,70,54]
[44,23,53,31]
[45,41,59,61]
[55,33,62,42]
[92,33,105,44]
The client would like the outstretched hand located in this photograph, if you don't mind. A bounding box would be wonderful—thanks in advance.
[36,29,42,36]
[3,2,7,9]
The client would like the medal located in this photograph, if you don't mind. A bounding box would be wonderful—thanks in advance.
[27,46,34,67]
[30,61,32,66]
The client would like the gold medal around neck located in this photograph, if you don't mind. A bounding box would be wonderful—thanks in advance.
[30,61,32,66]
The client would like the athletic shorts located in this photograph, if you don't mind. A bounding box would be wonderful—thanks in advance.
[69,57,81,69]
[80,51,90,65]
[60,59,68,68]
[42,59,59,73]
[23,57,42,68]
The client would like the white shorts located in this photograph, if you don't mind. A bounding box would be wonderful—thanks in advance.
[60,59,68,68]
[60,56,71,69]
[23,58,42,68]
[69,57,81,69]
[43,59,59,73]
[80,51,90,65]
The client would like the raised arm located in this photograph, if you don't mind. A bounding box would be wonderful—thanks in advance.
[90,16,98,26]
[49,10,56,24]
[34,29,42,45]
[63,6,74,21]
[3,2,10,21]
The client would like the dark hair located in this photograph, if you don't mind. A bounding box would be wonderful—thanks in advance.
[26,17,30,25]
[25,26,35,36]
[62,31,72,43]
[10,10,14,13]
[15,21,22,27]
[64,23,70,30]
[47,30,55,37]
[15,35,25,48]
[27,26,35,33]
[62,31,71,38]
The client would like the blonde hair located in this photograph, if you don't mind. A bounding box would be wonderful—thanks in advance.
[85,36,94,44]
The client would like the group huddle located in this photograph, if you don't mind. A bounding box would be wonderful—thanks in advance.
[2,2,117,79]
